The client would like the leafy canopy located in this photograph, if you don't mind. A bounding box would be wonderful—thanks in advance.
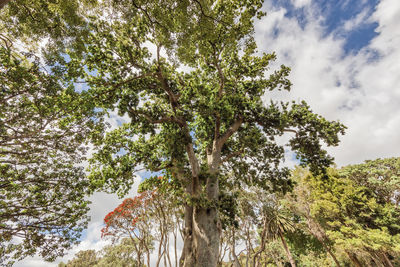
[60,0,347,198]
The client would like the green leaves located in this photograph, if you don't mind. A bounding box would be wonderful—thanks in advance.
[290,160,400,265]
[0,47,104,265]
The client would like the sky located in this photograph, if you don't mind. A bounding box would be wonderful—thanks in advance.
[16,0,400,266]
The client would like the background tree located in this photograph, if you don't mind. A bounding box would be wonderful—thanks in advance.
[0,1,105,265]
[0,47,103,266]
[101,191,154,266]
[102,176,184,267]
[60,250,99,267]
[288,159,400,267]
[95,238,139,267]
[64,1,346,265]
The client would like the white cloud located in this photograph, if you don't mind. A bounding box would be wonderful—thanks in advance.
[342,7,370,32]
[256,0,400,167]
[291,0,312,8]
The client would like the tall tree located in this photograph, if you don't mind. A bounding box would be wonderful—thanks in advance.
[1,1,104,265]
[64,1,345,266]
[0,47,103,265]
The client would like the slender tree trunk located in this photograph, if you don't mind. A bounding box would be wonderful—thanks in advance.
[174,224,178,267]
[230,229,241,267]
[345,251,362,267]
[305,215,341,267]
[320,240,341,267]
[381,252,394,267]
[156,227,164,267]
[278,231,296,267]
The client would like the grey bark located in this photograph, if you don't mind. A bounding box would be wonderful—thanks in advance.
[180,117,242,267]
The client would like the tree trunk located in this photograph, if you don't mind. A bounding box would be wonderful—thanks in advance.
[192,204,221,266]
[305,215,341,267]
[345,251,362,267]
[320,240,341,267]
[179,184,195,267]
[181,158,221,266]
[230,229,242,267]
[278,230,296,267]
[381,252,394,267]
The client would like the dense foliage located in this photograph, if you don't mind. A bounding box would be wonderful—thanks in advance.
[0,1,103,265]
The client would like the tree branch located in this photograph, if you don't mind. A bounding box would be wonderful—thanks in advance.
[217,115,244,149]
[222,149,244,163]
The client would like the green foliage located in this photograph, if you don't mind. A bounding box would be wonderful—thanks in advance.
[60,0,347,201]
[95,238,139,267]
[289,158,400,266]
[0,47,104,265]
[61,238,141,267]
[0,0,97,56]
[61,250,99,267]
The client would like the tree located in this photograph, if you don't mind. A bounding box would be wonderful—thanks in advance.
[288,160,400,267]
[101,191,154,266]
[0,1,105,265]
[102,176,184,267]
[62,1,347,266]
[95,238,139,267]
[60,250,99,267]
[0,47,103,265]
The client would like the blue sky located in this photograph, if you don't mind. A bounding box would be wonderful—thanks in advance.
[17,0,400,266]
[277,0,380,53]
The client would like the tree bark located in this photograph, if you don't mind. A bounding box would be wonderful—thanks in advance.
[230,229,242,267]
[381,252,394,267]
[345,251,363,267]
[278,230,296,267]
[305,215,341,267]
[180,116,241,266]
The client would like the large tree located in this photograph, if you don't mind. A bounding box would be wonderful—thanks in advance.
[0,1,106,265]
[61,1,345,266]
[0,47,103,265]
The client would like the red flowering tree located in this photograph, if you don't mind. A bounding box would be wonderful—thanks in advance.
[102,176,184,267]
[102,190,155,266]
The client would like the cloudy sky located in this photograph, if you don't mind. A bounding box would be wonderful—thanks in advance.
[16,0,400,266]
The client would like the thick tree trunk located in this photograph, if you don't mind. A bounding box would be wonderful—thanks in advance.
[278,230,296,267]
[179,202,195,266]
[181,144,222,266]
[192,204,220,266]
